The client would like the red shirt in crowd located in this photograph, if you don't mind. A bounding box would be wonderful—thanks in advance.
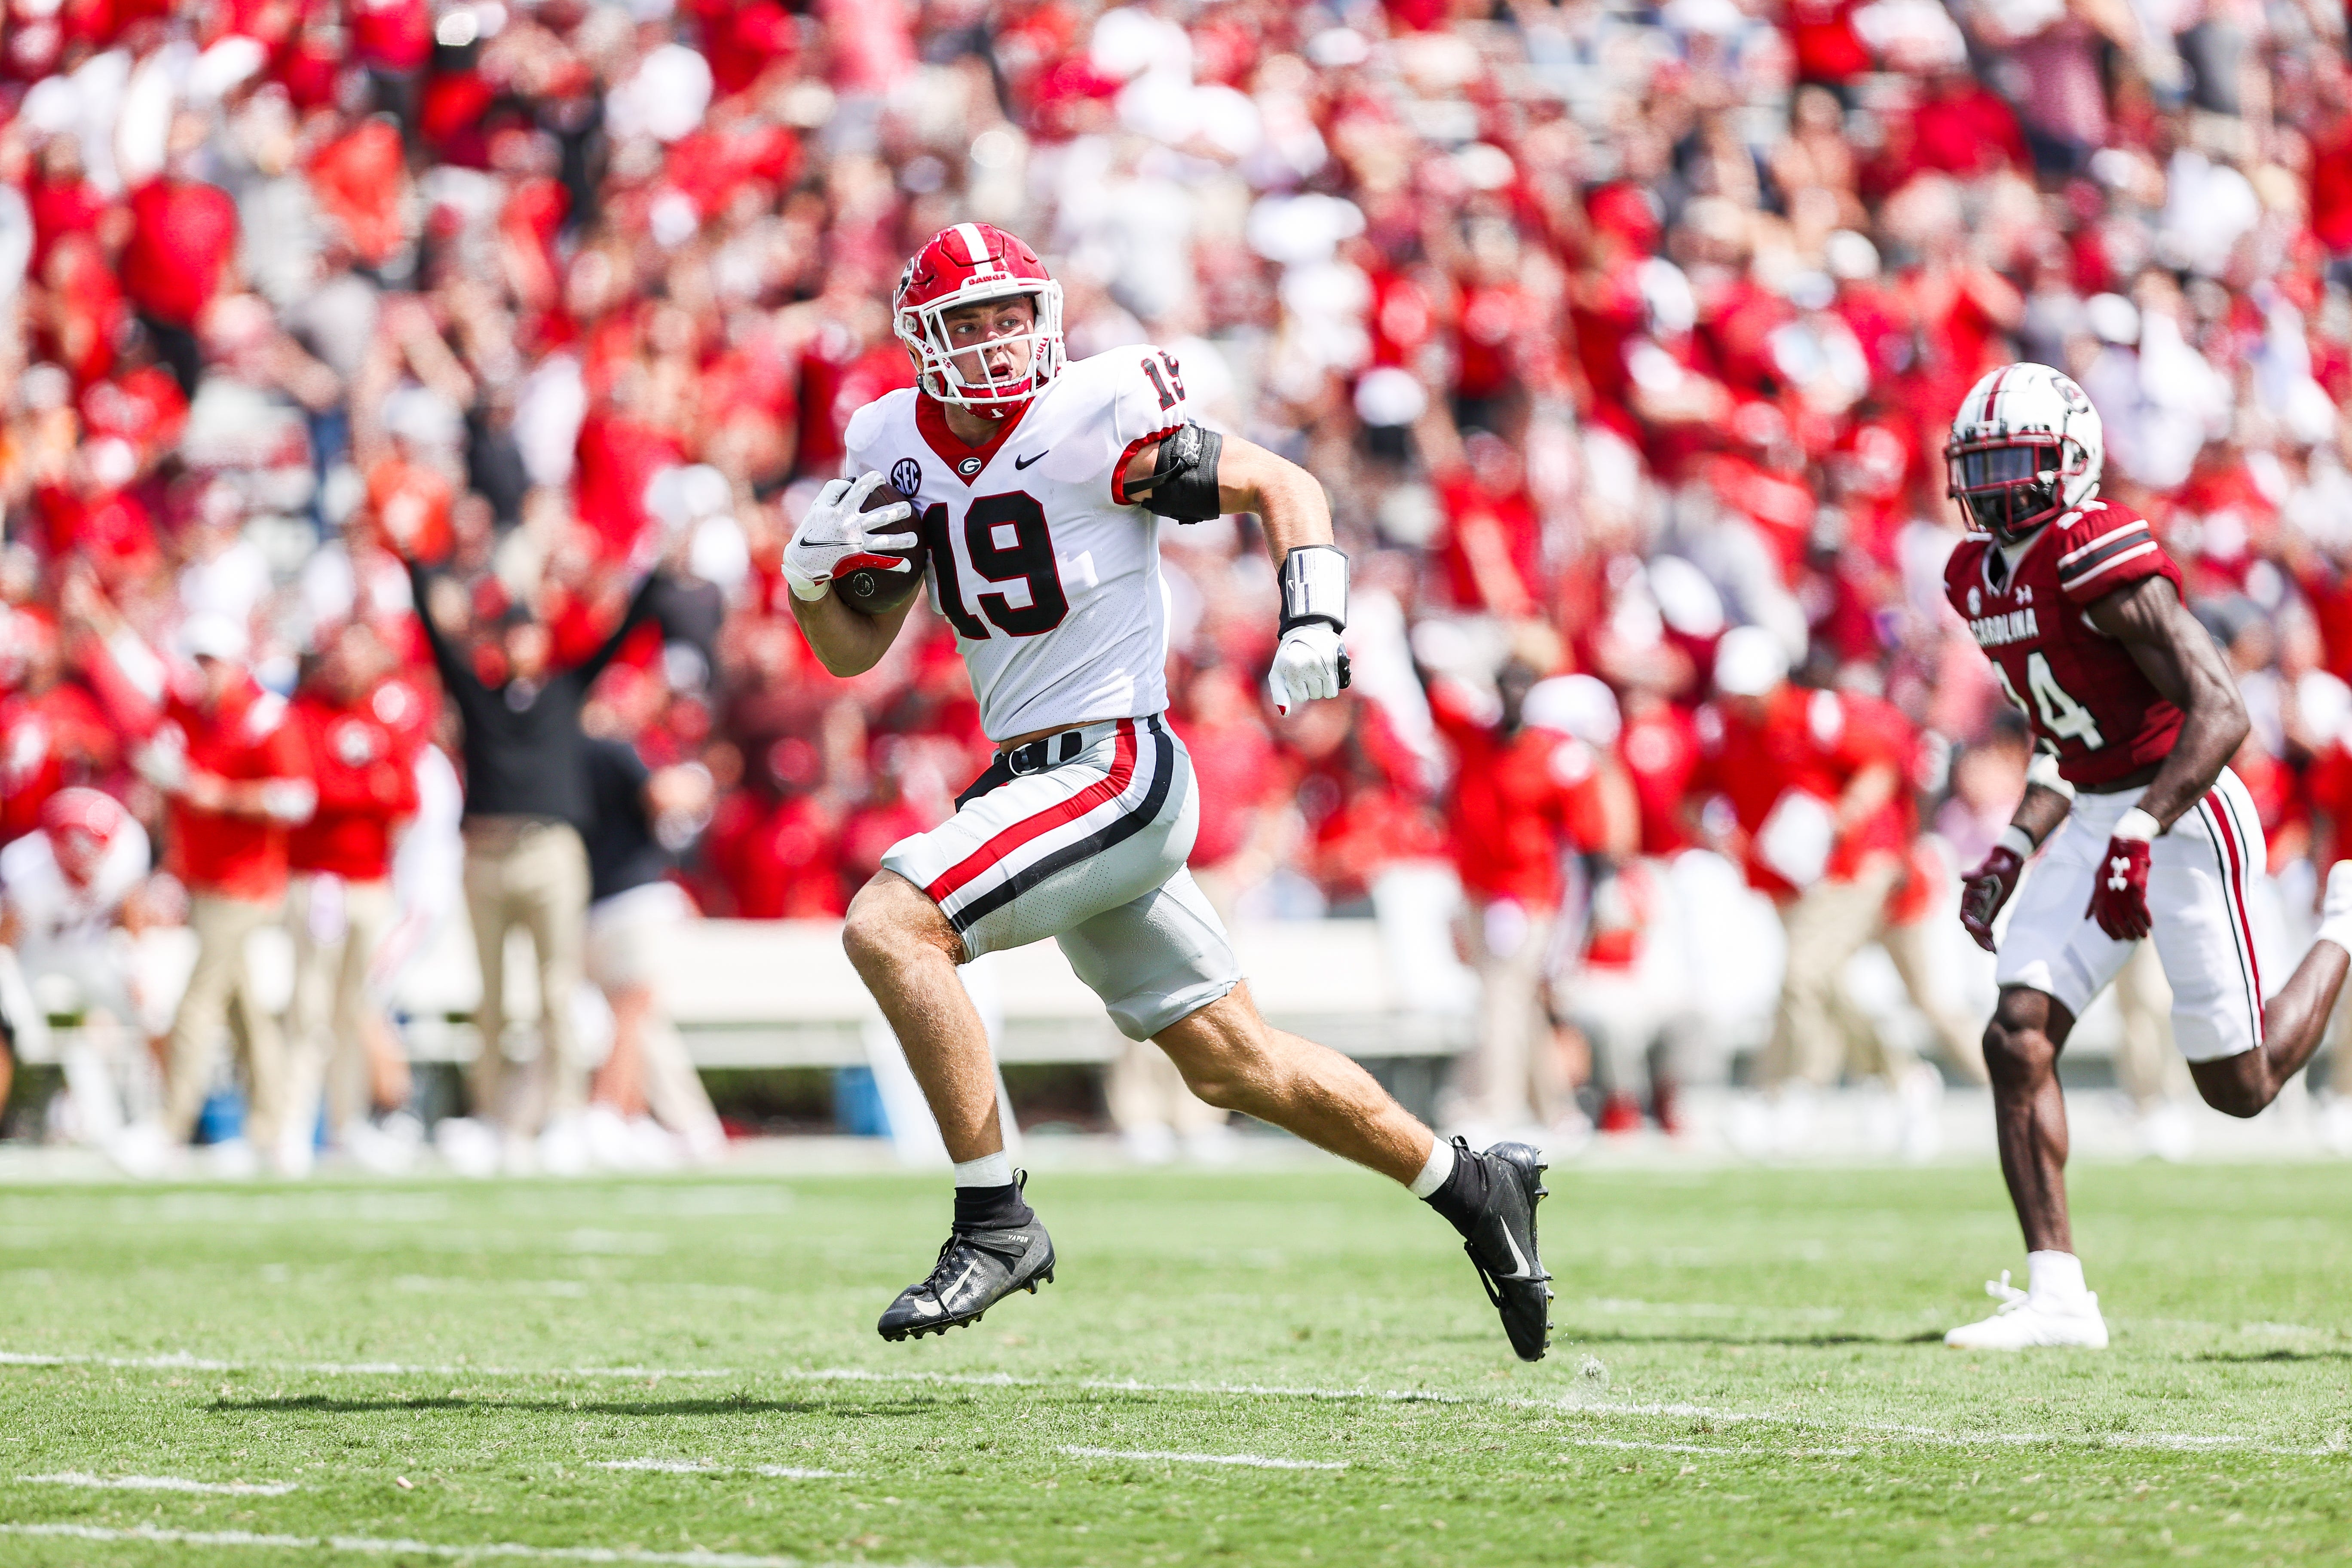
[1617,698,1700,858]
[704,790,846,919]
[0,679,121,844]
[1430,683,1613,909]
[164,682,312,900]
[1434,472,1542,616]
[1692,682,1905,898]
[1785,0,1872,83]
[288,682,421,882]
[119,178,239,328]
[1176,705,1281,869]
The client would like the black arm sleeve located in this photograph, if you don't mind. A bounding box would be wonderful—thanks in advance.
[1137,423,1224,523]
[405,558,478,699]
[574,570,667,689]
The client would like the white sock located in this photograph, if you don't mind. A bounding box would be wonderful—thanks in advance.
[2316,864,2352,954]
[953,1152,1014,1188]
[1407,1137,1455,1199]
[2026,1249,2089,1305]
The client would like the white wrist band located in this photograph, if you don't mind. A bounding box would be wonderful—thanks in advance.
[1995,825,2036,859]
[2112,807,2160,842]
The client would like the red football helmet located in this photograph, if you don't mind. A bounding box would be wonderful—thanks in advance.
[893,223,1065,413]
[40,786,129,887]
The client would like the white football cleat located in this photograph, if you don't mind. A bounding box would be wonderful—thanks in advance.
[204,1136,261,1180]
[104,1120,176,1180]
[434,1115,501,1179]
[2137,1099,2196,1164]
[1945,1271,2109,1350]
[537,1114,592,1177]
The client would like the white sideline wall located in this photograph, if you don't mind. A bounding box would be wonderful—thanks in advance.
[10,852,2136,1071]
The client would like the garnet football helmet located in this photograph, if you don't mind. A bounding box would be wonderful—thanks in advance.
[893,223,1065,413]
[40,786,128,887]
[1945,361,2104,544]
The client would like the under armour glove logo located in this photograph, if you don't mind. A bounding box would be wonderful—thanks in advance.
[2086,836,2153,941]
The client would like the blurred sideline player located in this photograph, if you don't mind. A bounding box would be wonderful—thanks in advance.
[0,788,153,1145]
[579,735,728,1167]
[787,223,1553,1360]
[285,620,424,1174]
[1944,362,2352,1349]
[1697,629,1949,1154]
[70,586,318,1176]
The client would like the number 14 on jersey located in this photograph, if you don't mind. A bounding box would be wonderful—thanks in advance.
[1994,650,2106,750]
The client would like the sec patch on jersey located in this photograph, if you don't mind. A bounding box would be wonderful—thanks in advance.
[837,478,928,615]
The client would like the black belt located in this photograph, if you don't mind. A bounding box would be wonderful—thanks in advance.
[959,717,1147,808]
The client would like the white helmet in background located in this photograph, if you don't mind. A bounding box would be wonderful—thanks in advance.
[1945,361,2104,544]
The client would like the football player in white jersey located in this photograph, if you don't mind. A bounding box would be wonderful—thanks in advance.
[0,788,153,1144]
[785,222,1553,1360]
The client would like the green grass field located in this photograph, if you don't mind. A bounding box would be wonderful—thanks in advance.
[2,1157,2349,1567]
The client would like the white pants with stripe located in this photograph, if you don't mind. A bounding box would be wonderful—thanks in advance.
[1996,766,2267,1061]
[882,714,1242,1041]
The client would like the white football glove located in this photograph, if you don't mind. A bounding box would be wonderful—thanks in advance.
[783,471,918,602]
[1268,624,1349,715]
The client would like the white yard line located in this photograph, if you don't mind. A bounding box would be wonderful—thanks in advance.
[0,1351,732,1380]
[16,1473,298,1496]
[1061,1446,1346,1471]
[787,1366,1760,1422]
[594,1460,850,1479]
[0,1523,965,1567]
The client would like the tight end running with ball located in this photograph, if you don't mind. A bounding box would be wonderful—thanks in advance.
[783,222,1554,1360]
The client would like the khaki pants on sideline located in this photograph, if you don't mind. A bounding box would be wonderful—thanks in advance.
[584,885,723,1142]
[164,893,290,1148]
[1451,898,1561,1129]
[287,875,400,1133]
[1880,916,1990,1084]
[637,1016,720,1138]
[1758,862,1906,1090]
[463,818,591,1132]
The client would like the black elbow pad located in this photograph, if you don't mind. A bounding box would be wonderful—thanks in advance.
[1139,423,1223,522]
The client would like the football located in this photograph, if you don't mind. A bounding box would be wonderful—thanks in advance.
[836,479,927,614]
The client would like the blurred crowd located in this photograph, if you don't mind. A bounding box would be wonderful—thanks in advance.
[6,0,2352,1164]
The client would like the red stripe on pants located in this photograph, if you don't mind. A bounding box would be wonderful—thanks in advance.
[926,720,1139,905]
[2205,786,2263,1027]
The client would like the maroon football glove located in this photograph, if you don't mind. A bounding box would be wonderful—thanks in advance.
[1958,844,2027,953]
[2087,836,2154,940]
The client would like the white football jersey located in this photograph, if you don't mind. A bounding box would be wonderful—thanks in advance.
[844,345,1201,741]
[0,819,149,946]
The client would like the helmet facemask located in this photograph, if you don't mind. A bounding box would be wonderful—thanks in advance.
[1945,434,2087,545]
[897,281,1065,412]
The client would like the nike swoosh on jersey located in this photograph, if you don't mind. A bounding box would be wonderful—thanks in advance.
[1013,450,1047,469]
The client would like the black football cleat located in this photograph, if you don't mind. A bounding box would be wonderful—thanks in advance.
[1460,1140,1553,1361]
[877,1217,1056,1342]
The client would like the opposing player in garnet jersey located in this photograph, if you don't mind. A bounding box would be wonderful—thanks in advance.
[784,222,1553,1360]
[1941,362,2352,1350]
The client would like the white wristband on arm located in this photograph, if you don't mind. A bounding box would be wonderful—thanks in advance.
[1995,825,2037,860]
[2112,807,2161,842]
